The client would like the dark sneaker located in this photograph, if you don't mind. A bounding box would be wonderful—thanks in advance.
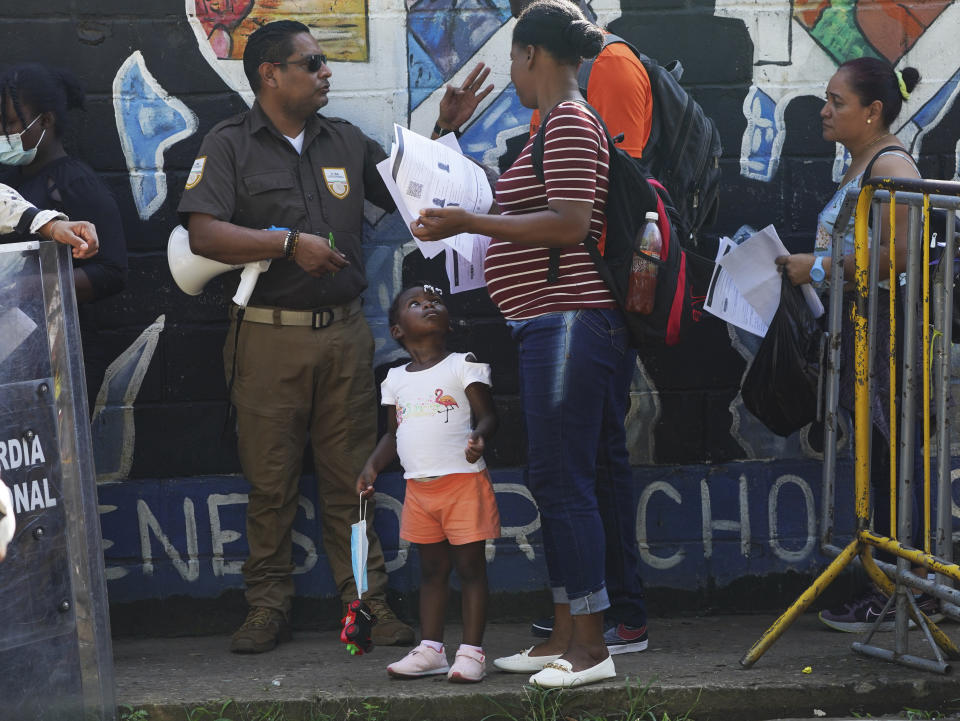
[230,607,290,653]
[915,593,945,623]
[530,616,553,638]
[819,589,894,632]
[604,623,649,655]
[367,598,415,646]
[820,589,945,633]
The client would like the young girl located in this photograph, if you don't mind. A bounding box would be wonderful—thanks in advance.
[357,284,499,683]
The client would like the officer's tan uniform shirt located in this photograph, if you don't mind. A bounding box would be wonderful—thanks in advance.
[177,102,395,309]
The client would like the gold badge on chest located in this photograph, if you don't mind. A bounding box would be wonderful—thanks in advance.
[322,167,350,199]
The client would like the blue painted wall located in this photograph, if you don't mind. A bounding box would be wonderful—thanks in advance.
[96,459,862,605]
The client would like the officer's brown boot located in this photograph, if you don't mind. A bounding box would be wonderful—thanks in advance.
[366,597,415,646]
[230,607,291,653]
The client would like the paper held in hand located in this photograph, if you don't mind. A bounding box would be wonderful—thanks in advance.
[704,225,824,337]
[704,236,771,337]
[375,125,492,267]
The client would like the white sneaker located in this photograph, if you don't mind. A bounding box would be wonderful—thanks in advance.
[448,646,485,683]
[386,643,449,678]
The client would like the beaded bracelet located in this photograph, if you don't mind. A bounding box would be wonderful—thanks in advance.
[282,229,301,259]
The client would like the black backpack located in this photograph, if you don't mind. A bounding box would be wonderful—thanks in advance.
[578,34,722,248]
[531,100,697,347]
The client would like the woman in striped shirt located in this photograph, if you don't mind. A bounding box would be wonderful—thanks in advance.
[410,0,636,689]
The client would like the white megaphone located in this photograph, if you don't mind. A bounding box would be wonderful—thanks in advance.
[167,225,270,308]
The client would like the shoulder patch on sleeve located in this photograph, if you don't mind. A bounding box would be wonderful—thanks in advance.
[185,157,206,190]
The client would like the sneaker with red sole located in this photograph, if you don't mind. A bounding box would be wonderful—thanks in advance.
[603,623,649,655]
[448,646,485,683]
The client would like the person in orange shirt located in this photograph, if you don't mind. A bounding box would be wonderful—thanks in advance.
[435,0,652,658]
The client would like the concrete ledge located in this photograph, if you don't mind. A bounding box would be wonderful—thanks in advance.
[114,615,960,721]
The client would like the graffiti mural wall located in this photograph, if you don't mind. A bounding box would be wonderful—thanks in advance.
[1,0,959,615]
[717,0,960,183]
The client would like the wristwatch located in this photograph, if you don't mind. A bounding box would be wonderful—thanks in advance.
[810,255,826,283]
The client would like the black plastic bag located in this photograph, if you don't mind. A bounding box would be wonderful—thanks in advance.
[741,274,825,437]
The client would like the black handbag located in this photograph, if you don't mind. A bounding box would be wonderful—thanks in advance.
[741,275,825,436]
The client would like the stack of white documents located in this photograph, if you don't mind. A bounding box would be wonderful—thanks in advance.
[376,125,492,294]
[704,225,823,337]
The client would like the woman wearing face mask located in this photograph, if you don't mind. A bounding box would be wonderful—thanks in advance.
[1,63,127,412]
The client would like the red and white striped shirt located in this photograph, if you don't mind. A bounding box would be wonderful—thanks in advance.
[484,102,615,320]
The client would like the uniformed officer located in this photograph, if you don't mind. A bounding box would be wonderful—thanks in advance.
[177,19,413,653]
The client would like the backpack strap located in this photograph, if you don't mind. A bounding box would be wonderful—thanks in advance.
[530,99,618,284]
[531,99,618,181]
[576,33,679,97]
[530,104,562,282]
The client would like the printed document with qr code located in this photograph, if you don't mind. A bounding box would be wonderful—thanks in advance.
[376,124,492,267]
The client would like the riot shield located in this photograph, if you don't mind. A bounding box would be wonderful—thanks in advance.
[0,240,116,721]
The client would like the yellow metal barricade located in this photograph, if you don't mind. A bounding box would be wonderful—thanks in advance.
[741,177,960,673]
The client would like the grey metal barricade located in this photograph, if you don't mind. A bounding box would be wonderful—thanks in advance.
[742,177,960,673]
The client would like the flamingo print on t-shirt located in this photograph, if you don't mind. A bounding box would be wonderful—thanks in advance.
[434,389,459,422]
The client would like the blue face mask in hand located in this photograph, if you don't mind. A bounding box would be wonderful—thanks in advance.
[351,496,369,598]
[0,115,44,166]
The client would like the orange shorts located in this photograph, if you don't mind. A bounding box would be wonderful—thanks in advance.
[400,470,500,545]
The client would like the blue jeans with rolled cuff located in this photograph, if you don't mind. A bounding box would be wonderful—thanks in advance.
[509,308,640,617]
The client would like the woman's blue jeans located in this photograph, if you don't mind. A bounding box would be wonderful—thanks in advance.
[508,309,639,616]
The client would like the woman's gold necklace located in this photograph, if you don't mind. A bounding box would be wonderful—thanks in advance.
[842,133,894,185]
[860,132,893,155]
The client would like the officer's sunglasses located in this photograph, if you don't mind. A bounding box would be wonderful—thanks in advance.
[271,54,328,73]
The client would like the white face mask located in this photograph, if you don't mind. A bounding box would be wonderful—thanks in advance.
[0,115,44,166]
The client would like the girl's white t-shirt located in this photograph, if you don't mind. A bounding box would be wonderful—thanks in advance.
[380,352,492,479]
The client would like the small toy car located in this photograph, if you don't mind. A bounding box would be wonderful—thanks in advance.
[340,599,376,655]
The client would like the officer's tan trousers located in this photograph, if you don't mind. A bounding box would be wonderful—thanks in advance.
[224,308,389,615]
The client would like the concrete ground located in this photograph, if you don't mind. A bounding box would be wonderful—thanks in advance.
[114,613,960,721]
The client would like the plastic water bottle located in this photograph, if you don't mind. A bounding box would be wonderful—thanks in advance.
[626,212,662,314]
